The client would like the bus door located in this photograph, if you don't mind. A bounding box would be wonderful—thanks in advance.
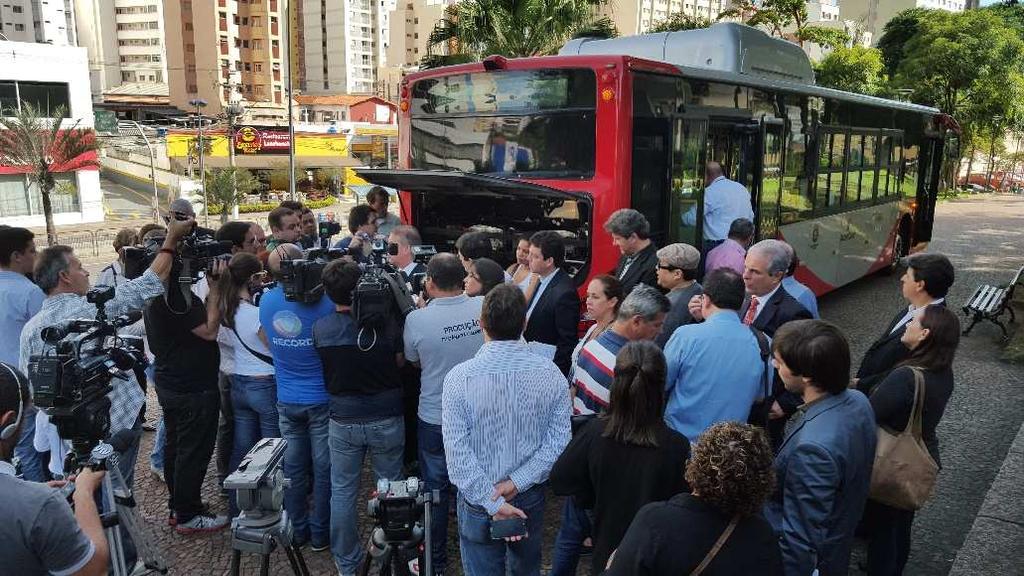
[668,115,708,248]
[914,136,944,243]
[755,119,785,241]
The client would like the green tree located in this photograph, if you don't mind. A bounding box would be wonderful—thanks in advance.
[814,46,886,95]
[876,7,932,77]
[738,0,849,49]
[427,0,608,60]
[204,168,260,224]
[0,103,99,245]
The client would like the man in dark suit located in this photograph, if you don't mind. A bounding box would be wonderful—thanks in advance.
[523,231,581,375]
[387,224,427,472]
[605,209,659,295]
[856,253,954,394]
[765,320,876,576]
[738,240,812,446]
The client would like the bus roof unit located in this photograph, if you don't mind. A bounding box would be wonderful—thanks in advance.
[561,23,816,85]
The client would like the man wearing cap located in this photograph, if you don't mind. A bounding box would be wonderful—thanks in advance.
[653,243,703,348]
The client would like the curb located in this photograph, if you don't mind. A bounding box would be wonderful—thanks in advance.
[948,420,1024,574]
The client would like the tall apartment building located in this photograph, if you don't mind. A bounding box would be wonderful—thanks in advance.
[74,0,168,98]
[598,0,731,36]
[841,0,966,43]
[0,0,75,44]
[164,0,289,119]
[301,0,391,95]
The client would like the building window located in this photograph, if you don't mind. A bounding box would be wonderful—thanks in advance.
[254,63,263,72]
[2,81,72,118]
[0,174,80,217]
[13,5,23,13]
[14,23,24,31]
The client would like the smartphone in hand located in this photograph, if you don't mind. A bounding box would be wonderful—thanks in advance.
[490,518,527,540]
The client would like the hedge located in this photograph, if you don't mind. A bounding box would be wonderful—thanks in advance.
[205,196,337,215]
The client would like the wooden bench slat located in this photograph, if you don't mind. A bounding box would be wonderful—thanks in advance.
[983,289,1006,313]
[971,286,995,310]
[979,288,1001,312]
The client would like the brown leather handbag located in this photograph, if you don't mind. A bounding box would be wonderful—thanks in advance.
[869,367,939,511]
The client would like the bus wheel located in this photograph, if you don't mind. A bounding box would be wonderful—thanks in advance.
[884,232,906,275]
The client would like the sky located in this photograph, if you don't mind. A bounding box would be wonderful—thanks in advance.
[980,0,1000,5]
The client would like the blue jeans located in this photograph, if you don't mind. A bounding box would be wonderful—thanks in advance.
[549,496,593,576]
[457,484,546,576]
[14,405,46,482]
[418,419,451,574]
[149,418,165,471]
[229,375,281,515]
[329,415,404,574]
[278,401,331,547]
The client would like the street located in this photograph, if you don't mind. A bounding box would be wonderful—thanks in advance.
[99,173,171,222]
[119,193,1024,575]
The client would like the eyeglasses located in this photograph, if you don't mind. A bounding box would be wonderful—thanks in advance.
[656,264,680,271]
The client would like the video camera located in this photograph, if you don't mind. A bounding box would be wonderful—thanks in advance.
[122,217,233,283]
[27,286,146,465]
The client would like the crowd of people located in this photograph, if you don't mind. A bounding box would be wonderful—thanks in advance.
[0,168,963,576]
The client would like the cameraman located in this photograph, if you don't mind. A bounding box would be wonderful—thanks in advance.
[313,260,405,574]
[260,243,335,550]
[143,220,229,534]
[18,216,194,484]
[0,363,109,576]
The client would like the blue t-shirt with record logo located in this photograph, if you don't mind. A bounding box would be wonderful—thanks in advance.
[258,285,335,405]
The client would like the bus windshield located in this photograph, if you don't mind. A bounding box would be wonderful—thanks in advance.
[409,69,597,179]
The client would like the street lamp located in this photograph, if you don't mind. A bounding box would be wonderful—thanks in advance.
[117,121,160,222]
[225,102,246,220]
[189,98,209,225]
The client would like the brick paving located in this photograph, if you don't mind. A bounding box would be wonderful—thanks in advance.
[132,389,570,576]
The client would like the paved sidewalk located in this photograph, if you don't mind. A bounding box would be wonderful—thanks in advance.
[949,420,1024,575]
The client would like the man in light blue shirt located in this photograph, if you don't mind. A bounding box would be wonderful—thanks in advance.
[0,227,44,481]
[780,241,820,319]
[682,162,755,254]
[443,284,571,575]
[663,268,766,444]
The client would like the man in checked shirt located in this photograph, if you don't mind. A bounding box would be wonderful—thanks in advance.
[18,214,194,486]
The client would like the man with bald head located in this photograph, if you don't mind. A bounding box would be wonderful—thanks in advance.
[682,161,755,257]
[259,242,335,550]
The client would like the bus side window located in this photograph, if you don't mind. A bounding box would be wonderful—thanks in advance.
[669,116,706,248]
[780,124,813,224]
[862,133,878,201]
[846,134,863,205]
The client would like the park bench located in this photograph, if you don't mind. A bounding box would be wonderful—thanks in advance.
[962,265,1024,340]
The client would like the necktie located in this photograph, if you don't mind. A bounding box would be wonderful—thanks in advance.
[743,296,760,325]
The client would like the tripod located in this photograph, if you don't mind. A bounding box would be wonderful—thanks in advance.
[228,507,310,576]
[75,443,168,576]
[359,490,438,576]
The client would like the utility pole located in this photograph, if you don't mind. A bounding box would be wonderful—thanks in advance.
[285,0,297,201]
[226,102,245,220]
[189,98,209,225]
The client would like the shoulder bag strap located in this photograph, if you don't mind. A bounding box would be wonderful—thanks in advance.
[230,323,275,367]
[906,366,927,439]
[689,515,741,576]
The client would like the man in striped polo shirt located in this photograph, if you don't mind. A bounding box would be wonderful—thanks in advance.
[573,284,670,415]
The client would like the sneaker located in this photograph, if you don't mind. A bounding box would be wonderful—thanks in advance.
[311,541,329,552]
[175,513,229,535]
[150,465,164,483]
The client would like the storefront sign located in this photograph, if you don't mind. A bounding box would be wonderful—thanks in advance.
[234,126,291,154]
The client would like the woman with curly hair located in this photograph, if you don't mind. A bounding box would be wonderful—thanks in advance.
[604,422,783,575]
[550,341,690,574]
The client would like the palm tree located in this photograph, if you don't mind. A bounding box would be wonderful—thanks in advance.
[427,0,611,61]
[203,167,260,224]
[0,103,99,245]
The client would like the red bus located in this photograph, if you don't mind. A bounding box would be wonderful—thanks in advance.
[358,23,959,295]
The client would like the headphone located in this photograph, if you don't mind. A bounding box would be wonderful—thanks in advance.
[0,362,25,441]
